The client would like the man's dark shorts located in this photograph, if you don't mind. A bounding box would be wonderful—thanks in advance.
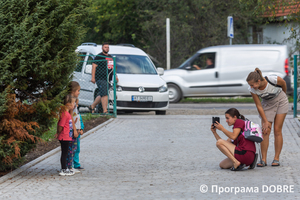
[96,80,108,97]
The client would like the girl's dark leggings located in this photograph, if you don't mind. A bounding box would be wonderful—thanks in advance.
[60,140,70,170]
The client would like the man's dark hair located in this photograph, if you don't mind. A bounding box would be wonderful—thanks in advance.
[102,42,109,46]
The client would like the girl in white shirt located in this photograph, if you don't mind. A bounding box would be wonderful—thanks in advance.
[246,68,288,167]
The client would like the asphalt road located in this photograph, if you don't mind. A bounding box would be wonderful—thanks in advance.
[79,102,298,116]
[115,103,297,116]
[1,115,300,199]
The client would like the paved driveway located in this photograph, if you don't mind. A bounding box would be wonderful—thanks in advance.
[0,115,299,199]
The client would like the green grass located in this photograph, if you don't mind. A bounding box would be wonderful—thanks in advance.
[180,96,294,103]
[40,118,58,142]
[81,113,111,122]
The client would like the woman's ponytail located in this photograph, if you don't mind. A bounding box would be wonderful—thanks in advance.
[239,114,245,120]
[246,67,264,82]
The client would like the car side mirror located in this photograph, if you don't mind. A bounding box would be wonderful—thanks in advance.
[157,67,164,76]
[85,64,92,74]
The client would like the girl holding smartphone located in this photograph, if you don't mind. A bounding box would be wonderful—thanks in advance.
[211,108,257,171]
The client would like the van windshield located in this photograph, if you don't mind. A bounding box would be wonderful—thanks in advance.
[178,54,199,69]
[113,55,157,75]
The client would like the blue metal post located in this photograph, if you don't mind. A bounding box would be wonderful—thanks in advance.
[294,55,298,118]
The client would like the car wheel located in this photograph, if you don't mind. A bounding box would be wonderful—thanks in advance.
[167,83,182,103]
[155,110,166,115]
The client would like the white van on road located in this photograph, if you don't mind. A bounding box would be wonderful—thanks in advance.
[162,44,292,103]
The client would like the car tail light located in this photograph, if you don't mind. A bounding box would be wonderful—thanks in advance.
[284,58,289,76]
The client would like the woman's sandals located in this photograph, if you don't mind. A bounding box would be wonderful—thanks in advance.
[271,160,280,167]
[257,160,267,167]
[257,159,281,167]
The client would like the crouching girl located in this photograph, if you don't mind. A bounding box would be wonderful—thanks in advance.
[211,108,257,171]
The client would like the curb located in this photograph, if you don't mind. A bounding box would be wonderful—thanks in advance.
[0,118,115,184]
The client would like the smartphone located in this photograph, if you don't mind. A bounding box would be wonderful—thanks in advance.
[212,117,220,128]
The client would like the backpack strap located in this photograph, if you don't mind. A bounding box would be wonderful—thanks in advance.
[238,120,247,138]
[265,76,282,88]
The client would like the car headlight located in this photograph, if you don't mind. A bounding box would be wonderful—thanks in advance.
[159,84,168,93]
[117,86,122,92]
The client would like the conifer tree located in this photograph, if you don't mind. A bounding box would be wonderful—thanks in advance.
[0,0,87,169]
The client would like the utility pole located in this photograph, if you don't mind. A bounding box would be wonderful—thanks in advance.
[166,18,170,69]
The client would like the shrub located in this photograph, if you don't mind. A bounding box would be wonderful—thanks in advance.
[0,0,87,170]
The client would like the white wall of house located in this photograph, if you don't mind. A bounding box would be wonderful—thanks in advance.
[262,22,300,90]
[248,22,298,55]
[249,22,299,87]
[262,22,298,55]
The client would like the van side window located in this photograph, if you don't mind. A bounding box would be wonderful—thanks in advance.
[75,52,86,72]
[190,53,216,70]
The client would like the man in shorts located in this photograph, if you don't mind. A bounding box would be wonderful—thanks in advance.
[90,43,117,113]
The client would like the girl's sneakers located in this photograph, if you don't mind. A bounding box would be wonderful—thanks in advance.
[59,169,75,176]
[71,168,81,173]
[74,166,84,170]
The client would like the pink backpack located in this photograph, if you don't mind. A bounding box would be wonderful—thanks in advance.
[242,120,263,143]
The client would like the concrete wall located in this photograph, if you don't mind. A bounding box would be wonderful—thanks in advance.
[262,22,299,55]
[248,22,299,56]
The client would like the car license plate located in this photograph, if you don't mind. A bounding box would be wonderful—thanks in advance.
[132,96,153,102]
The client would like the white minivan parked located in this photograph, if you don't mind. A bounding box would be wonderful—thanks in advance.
[162,44,292,103]
[74,43,169,114]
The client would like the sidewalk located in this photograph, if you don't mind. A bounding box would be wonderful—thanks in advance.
[0,115,299,199]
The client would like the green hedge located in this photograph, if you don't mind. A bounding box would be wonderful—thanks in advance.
[0,0,87,171]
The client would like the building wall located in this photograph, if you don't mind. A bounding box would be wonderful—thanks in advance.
[262,22,298,55]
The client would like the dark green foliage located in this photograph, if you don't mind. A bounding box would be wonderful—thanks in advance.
[0,88,8,117]
[0,0,87,171]
[0,0,87,101]
[85,0,141,45]
[85,0,264,68]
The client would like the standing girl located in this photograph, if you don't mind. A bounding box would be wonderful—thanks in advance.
[57,94,76,176]
[246,68,288,167]
[211,108,257,171]
[68,81,84,171]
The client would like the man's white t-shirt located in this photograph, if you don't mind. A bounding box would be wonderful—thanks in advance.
[248,75,282,100]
